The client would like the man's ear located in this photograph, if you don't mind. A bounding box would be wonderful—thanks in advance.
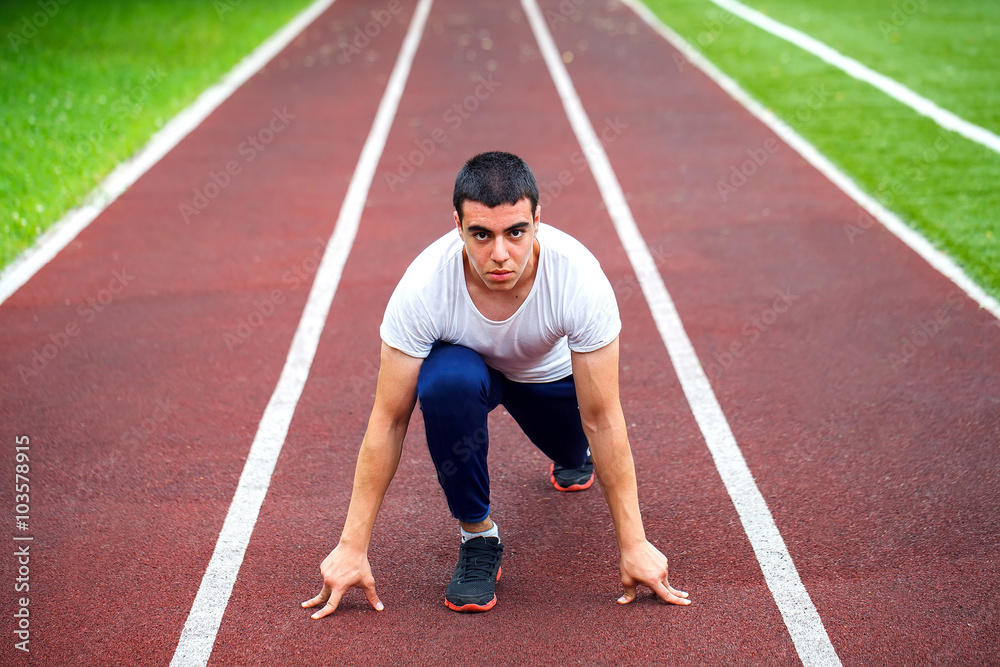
[454,210,463,235]
[534,205,541,225]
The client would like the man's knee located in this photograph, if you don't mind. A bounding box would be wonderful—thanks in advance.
[417,370,480,405]
[417,344,489,406]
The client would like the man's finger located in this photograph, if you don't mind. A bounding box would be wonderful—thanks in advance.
[663,571,689,599]
[652,581,692,606]
[363,584,385,612]
[617,585,637,605]
[667,584,689,599]
[301,584,331,609]
[310,588,345,619]
[301,594,324,609]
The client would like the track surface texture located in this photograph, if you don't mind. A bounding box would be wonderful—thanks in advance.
[2,0,998,665]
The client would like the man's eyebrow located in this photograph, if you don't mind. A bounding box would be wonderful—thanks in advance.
[466,222,531,235]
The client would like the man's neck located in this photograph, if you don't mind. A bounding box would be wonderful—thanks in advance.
[464,239,540,321]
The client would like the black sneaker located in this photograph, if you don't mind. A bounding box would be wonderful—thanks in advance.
[444,536,504,612]
[550,453,594,492]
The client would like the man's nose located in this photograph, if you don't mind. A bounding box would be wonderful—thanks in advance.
[491,238,509,263]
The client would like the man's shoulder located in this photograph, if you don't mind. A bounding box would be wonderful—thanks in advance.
[415,228,464,263]
[538,224,603,271]
[399,229,464,289]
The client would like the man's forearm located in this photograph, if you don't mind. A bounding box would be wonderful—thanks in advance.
[338,417,408,551]
[587,418,646,550]
[337,343,421,552]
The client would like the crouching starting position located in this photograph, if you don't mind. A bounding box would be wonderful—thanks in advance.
[303,151,690,614]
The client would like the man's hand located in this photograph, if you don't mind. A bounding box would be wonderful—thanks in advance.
[617,540,691,606]
[301,544,384,619]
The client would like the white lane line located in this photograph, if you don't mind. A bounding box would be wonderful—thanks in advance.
[521,1,842,665]
[168,0,434,664]
[621,0,1000,322]
[0,0,337,308]
[707,0,1000,155]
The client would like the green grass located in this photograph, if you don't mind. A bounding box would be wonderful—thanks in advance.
[0,0,313,270]
[735,0,1000,134]
[641,0,1000,301]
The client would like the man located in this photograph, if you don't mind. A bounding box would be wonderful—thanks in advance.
[303,151,690,615]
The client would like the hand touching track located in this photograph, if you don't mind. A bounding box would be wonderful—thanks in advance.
[302,544,384,618]
[617,540,691,606]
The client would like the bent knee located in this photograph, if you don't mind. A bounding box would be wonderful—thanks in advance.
[417,344,489,405]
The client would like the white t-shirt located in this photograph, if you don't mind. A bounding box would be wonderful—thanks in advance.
[379,223,621,383]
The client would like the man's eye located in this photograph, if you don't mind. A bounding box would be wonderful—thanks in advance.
[474,233,489,241]
[510,230,524,238]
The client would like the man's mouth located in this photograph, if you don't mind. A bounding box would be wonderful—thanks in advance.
[487,270,513,281]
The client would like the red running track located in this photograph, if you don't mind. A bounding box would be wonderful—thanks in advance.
[2,0,998,665]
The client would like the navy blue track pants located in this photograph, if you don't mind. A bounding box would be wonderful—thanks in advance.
[416,342,589,523]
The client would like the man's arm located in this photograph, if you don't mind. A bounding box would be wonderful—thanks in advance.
[571,337,690,606]
[302,342,422,618]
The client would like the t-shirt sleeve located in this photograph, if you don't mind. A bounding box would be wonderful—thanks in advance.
[379,280,438,359]
[565,267,622,353]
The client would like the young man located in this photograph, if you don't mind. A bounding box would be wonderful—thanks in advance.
[303,152,690,615]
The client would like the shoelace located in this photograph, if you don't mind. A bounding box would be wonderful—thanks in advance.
[457,539,502,581]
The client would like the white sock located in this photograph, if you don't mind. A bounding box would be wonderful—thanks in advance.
[461,522,499,543]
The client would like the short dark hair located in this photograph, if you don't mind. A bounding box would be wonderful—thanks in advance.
[453,151,539,222]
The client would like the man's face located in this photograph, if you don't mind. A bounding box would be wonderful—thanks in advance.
[455,197,540,293]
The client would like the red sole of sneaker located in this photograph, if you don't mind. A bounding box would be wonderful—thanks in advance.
[445,596,496,613]
[549,463,595,492]
[444,567,502,613]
